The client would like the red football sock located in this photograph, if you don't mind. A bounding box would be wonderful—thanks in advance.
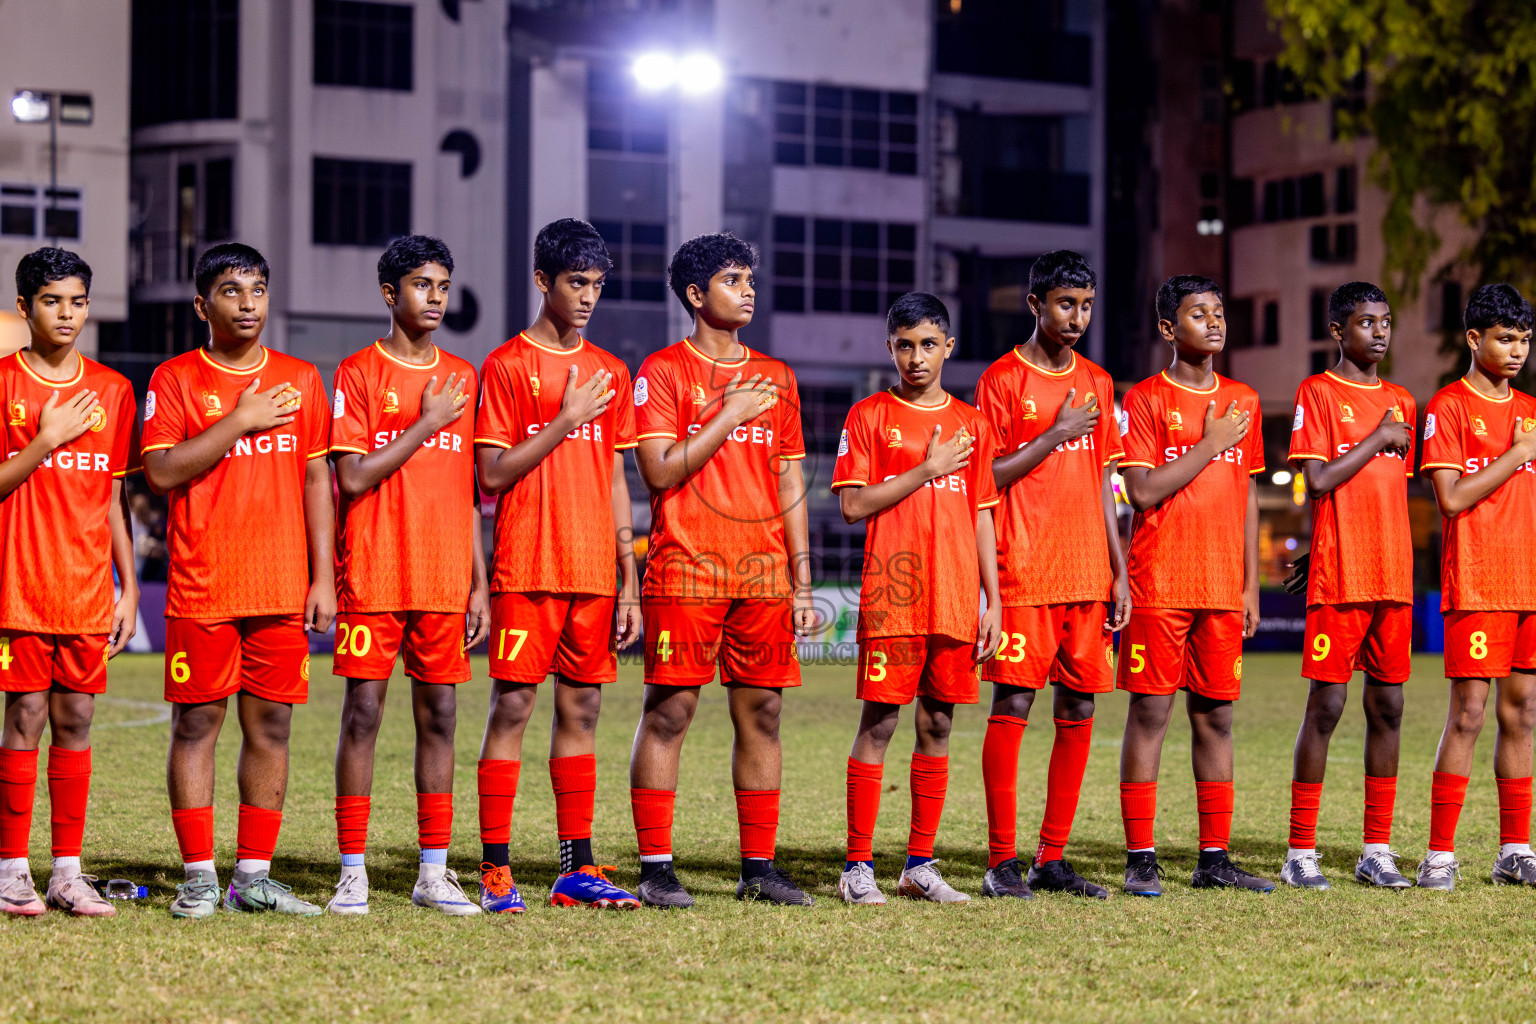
[845,757,884,862]
[1288,780,1323,850]
[476,758,520,845]
[549,754,596,841]
[46,746,91,859]
[171,806,215,864]
[236,804,282,861]
[417,792,453,851]
[0,747,38,859]
[1036,717,1093,866]
[907,752,949,860]
[1497,776,1533,846]
[735,789,780,860]
[1120,781,1157,850]
[1195,780,1234,850]
[631,788,675,857]
[1363,774,1396,845]
[335,795,371,856]
[1429,771,1469,852]
[982,715,1026,867]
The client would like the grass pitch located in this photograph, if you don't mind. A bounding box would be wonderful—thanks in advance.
[3,653,1536,1023]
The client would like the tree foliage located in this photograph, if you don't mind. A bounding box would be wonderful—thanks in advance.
[1268,0,1536,298]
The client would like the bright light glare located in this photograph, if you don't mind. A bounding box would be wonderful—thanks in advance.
[632,52,677,92]
[1271,470,1293,485]
[1285,537,1299,551]
[677,53,723,94]
[11,90,50,123]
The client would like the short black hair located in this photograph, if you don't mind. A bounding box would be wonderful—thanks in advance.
[1156,274,1223,323]
[194,242,269,298]
[15,247,91,305]
[667,232,757,314]
[1327,281,1389,327]
[1028,250,1096,301]
[377,234,454,288]
[1464,283,1534,333]
[534,218,612,281]
[886,291,950,337]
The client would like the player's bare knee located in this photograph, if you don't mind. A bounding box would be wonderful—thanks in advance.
[1447,700,1486,737]
[3,694,48,746]
[990,684,1034,718]
[341,694,386,740]
[643,700,694,744]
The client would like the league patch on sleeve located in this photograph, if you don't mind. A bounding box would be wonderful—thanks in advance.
[837,429,849,456]
[633,376,649,407]
[332,389,345,419]
[1291,405,1305,432]
[1117,409,1129,436]
[1424,412,1436,440]
[144,390,156,421]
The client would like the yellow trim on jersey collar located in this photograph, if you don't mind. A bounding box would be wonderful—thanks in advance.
[885,388,952,411]
[1158,369,1219,395]
[1458,377,1514,403]
[13,349,85,388]
[372,340,441,370]
[1012,347,1077,377]
[1323,369,1383,390]
[197,346,269,376]
[683,338,751,367]
[518,331,585,356]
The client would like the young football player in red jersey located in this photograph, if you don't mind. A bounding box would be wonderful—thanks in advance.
[1116,274,1273,895]
[473,219,641,913]
[973,251,1127,901]
[833,292,1001,905]
[0,248,137,917]
[327,236,489,917]
[1416,283,1536,891]
[1280,282,1416,891]
[142,243,334,918]
[628,232,814,907]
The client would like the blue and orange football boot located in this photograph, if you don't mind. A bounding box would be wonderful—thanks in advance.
[549,865,640,909]
[478,863,527,914]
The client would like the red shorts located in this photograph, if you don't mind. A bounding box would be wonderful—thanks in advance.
[0,631,108,694]
[642,596,801,688]
[489,592,616,684]
[1116,607,1245,701]
[1443,610,1536,679]
[1302,602,1412,684]
[332,611,470,684]
[982,602,1113,692]
[164,615,310,705]
[857,634,979,705]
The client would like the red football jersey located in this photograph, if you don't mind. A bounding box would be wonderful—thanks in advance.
[475,332,637,596]
[974,348,1123,607]
[1288,371,1416,606]
[0,352,138,634]
[1120,371,1265,611]
[634,340,805,600]
[1420,379,1536,612]
[142,347,329,619]
[831,390,1000,642]
[331,342,478,613]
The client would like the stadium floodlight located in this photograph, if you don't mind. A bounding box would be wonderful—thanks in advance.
[11,90,50,123]
[676,53,723,95]
[632,52,678,92]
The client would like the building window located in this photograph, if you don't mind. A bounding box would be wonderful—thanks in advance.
[770,82,918,176]
[204,158,234,241]
[1335,166,1357,214]
[1310,349,1332,375]
[1262,172,1334,222]
[312,158,411,246]
[1226,298,1255,349]
[1310,222,1358,264]
[131,0,239,127]
[588,65,667,155]
[1309,289,1329,340]
[1262,300,1280,347]
[798,385,855,456]
[771,216,917,315]
[935,108,1090,224]
[0,184,82,240]
[314,0,413,91]
[590,221,667,303]
[934,0,1091,86]
[1442,281,1464,333]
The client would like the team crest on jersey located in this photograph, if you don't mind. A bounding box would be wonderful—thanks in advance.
[1472,415,1488,437]
[1339,401,1355,423]
[1233,655,1243,680]
[633,376,649,406]
[382,387,400,414]
[1104,645,1114,668]
[301,654,311,682]
[690,382,708,406]
[886,426,903,447]
[1167,409,1183,431]
[1526,418,1536,433]
[1391,405,1405,422]
[838,429,850,456]
[6,399,26,426]
[530,374,541,398]
[88,404,106,432]
[202,391,222,417]
[1023,397,1038,420]
[1423,412,1436,440]
[1291,405,1305,432]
